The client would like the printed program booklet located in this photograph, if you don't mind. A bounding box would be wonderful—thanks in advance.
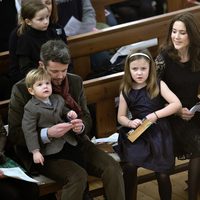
[0,167,39,183]
[190,102,200,114]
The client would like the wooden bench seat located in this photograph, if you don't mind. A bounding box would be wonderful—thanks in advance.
[1,6,200,138]
[0,3,197,198]
[0,77,188,197]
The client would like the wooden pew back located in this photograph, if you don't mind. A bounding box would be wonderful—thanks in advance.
[167,0,195,12]
[84,72,123,137]
[1,6,200,137]
[0,75,189,198]
[68,6,200,79]
[91,0,194,23]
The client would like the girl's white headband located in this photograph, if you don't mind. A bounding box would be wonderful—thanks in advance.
[129,52,151,60]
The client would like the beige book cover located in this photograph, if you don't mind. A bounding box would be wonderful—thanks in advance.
[127,119,152,143]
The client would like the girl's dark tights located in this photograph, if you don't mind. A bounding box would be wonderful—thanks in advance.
[155,172,172,200]
[188,157,200,200]
[122,162,172,200]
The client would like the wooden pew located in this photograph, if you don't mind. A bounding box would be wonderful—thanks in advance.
[0,2,195,78]
[0,4,195,198]
[84,72,123,137]
[91,0,192,23]
[68,5,200,80]
[0,74,189,198]
[1,6,200,137]
[167,0,195,12]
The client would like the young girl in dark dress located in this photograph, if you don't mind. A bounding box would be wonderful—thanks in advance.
[10,0,66,81]
[156,12,200,200]
[115,49,181,200]
[9,0,66,85]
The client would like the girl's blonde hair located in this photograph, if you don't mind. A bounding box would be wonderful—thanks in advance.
[25,68,51,89]
[17,0,48,36]
[120,49,159,99]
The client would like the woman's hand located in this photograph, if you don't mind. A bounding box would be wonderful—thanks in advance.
[128,119,143,129]
[176,107,194,121]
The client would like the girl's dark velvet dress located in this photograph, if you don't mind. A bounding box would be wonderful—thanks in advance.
[115,84,175,172]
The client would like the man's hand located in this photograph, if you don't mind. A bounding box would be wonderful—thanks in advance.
[70,119,84,134]
[47,123,73,139]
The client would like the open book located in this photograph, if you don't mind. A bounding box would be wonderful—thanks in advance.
[127,119,152,143]
[190,102,200,114]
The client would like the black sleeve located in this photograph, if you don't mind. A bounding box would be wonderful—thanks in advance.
[19,56,35,76]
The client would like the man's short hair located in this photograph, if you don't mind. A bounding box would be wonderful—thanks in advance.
[40,40,70,66]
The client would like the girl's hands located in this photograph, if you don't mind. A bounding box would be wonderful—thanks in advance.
[128,119,142,129]
[146,112,158,124]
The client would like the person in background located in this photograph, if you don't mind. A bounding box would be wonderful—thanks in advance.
[156,12,200,200]
[9,0,66,85]
[0,114,39,200]
[110,0,165,24]
[55,0,113,71]
[22,68,78,166]
[56,0,96,36]
[8,39,125,200]
[115,49,181,200]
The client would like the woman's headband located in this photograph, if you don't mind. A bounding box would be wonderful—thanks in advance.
[129,52,151,60]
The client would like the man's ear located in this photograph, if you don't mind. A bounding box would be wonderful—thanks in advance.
[28,88,34,96]
[39,61,45,69]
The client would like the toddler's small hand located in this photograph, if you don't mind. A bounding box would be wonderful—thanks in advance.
[67,110,78,121]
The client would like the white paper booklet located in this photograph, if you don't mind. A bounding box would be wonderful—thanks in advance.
[91,133,119,144]
[190,102,200,113]
[0,167,39,183]
[64,16,94,36]
[110,38,158,64]
[193,1,200,5]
